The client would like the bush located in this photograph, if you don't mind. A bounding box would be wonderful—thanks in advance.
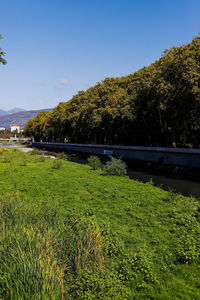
[148,178,154,185]
[30,149,39,155]
[52,159,62,169]
[57,152,68,160]
[102,157,127,177]
[88,156,101,170]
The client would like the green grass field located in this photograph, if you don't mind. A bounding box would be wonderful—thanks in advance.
[0,148,200,299]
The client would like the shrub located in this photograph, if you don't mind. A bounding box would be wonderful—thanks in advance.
[52,159,62,169]
[88,156,101,170]
[57,152,68,160]
[166,188,177,202]
[148,178,154,185]
[30,149,40,155]
[102,157,127,177]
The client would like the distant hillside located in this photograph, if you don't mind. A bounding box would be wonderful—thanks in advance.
[0,109,52,128]
[8,108,25,114]
[0,108,25,116]
[0,110,7,116]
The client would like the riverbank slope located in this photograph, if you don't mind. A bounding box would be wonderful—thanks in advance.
[0,148,199,299]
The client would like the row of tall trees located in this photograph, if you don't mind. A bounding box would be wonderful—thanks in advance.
[24,35,200,147]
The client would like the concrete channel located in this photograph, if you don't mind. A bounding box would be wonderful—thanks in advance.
[31,142,200,169]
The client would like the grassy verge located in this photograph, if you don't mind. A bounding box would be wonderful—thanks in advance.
[0,148,200,299]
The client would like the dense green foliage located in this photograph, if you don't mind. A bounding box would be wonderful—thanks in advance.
[52,158,63,169]
[57,152,68,160]
[24,34,200,147]
[102,156,127,176]
[0,148,200,298]
[0,34,6,65]
[88,156,101,170]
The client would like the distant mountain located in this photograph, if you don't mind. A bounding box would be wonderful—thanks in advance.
[8,108,25,114]
[0,108,25,116]
[0,109,52,128]
[0,110,7,116]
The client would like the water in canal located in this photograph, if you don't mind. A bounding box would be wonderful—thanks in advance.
[69,154,200,199]
[127,168,200,199]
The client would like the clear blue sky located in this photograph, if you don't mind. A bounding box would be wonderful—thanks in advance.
[0,0,200,110]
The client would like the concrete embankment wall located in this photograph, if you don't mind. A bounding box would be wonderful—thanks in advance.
[31,142,200,169]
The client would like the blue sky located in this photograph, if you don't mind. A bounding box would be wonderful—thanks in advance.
[0,0,200,110]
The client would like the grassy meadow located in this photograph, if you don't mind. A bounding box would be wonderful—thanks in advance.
[0,148,200,299]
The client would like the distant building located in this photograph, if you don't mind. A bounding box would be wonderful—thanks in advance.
[10,124,20,133]
[0,127,5,131]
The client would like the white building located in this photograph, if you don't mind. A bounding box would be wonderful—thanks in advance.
[10,124,20,133]
[0,127,5,131]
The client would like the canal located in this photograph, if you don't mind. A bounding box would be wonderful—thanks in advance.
[127,168,200,199]
[68,153,200,199]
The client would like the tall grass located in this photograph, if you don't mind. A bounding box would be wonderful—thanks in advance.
[0,195,117,299]
[0,196,64,299]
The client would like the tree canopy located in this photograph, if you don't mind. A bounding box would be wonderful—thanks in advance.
[0,35,6,65]
[24,34,200,148]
